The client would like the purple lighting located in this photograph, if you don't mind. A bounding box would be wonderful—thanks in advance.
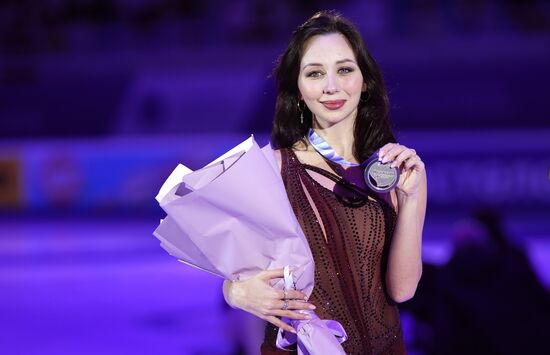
[1,1,549,354]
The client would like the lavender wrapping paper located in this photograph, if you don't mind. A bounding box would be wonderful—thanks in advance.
[153,136,346,354]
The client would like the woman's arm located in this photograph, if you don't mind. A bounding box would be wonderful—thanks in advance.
[378,143,427,303]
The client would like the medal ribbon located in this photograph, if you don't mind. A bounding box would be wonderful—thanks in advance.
[307,129,360,167]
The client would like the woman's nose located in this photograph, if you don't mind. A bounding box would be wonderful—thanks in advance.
[323,74,339,94]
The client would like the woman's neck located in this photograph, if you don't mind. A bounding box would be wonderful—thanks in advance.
[311,117,356,164]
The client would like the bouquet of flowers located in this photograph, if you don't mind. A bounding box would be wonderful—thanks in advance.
[153,136,347,354]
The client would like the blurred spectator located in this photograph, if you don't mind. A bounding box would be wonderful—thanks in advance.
[503,0,549,32]
[403,208,550,355]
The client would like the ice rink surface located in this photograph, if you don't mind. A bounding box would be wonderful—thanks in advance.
[1,214,548,355]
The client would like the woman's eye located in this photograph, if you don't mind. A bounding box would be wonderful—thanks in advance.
[306,71,323,78]
[338,67,354,74]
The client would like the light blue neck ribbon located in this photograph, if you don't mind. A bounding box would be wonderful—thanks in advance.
[307,128,359,167]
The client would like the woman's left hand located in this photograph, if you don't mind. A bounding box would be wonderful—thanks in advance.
[378,143,425,198]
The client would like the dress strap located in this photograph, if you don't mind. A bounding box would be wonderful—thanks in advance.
[284,148,387,203]
[302,164,343,183]
[302,163,376,200]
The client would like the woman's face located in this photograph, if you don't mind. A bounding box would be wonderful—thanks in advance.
[298,33,365,129]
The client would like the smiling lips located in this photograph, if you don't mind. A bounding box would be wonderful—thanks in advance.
[321,100,346,110]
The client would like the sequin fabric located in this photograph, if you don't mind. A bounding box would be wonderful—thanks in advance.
[261,148,406,355]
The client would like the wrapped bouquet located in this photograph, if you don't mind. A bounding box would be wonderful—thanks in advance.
[153,136,347,354]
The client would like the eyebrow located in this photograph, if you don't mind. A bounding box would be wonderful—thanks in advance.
[301,58,357,70]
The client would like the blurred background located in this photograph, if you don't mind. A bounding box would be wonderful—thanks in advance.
[1,0,549,354]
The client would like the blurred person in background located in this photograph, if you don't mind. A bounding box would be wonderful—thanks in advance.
[403,208,550,355]
[222,11,427,354]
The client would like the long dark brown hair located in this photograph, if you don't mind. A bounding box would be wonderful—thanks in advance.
[271,10,396,162]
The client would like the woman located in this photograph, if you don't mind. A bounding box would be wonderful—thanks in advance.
[223,11,426,354]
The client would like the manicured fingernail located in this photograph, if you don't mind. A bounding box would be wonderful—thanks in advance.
[308,304,316,310]
[381,157,388,163]
[303,314,312,319]
[289,328,297,334]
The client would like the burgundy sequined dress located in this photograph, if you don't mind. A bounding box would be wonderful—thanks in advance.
[261,148,406,355]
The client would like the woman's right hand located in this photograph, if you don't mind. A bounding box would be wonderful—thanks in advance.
[223,268,317,334]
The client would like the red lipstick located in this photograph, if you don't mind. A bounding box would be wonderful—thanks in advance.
[321,100,346,110]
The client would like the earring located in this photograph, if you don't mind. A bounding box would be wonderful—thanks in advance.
[297,100,305,125]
